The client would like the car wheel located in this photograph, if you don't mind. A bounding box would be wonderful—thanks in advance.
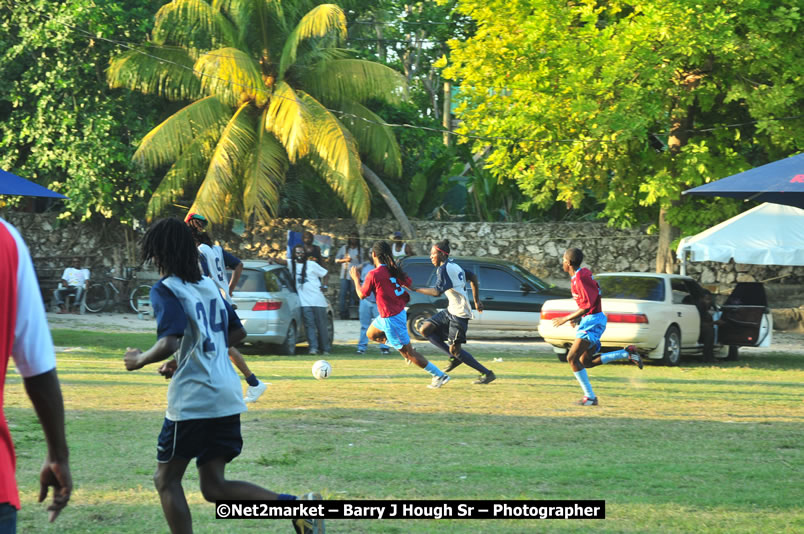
[556,348,568,363]
[407,308,434,340]
[660,325,681,366]
[725,345,739,361]
[279,322,297,356]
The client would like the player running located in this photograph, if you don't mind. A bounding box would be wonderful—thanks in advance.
[349,241,451,388]
[552,247,643,406]
[124,218,323,534]
[412,239,496,384]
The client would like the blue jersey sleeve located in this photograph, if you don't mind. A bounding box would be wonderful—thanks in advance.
[222,250,241,269]
[433,264,454,294]
[151,280,187,339]
[222,296,243,332]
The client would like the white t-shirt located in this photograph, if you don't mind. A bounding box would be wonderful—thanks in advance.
[290,260,329,308]
[61,266,89,287]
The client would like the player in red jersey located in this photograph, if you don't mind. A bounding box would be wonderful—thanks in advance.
[552,248,642,406]
[350,241,451,388]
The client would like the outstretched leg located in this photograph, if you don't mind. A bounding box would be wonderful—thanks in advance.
[153,457,193,534]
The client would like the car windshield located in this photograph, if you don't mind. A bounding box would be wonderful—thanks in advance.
[596,275,665,301]
[234,269,267,292]
[508,264,549,290]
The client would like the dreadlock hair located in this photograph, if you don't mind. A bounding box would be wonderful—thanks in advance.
[372,240,407,281]
[142,218,202,283]
[434,239,452,263]
[188,223,213,246]
[290,245,308,291]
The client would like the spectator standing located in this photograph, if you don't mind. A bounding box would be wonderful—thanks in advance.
[390,231,414,260]
[302,231,325,266]
[1,218,72,531]
[335,234,362,319]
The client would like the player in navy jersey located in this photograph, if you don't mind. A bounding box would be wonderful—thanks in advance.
[413,239,496,384]
[123,218,323,534]
[552,248,643,406]
[349,241,451,388]
[185,213,267,403]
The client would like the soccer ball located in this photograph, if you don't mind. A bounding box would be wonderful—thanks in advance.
[311,360,332,380]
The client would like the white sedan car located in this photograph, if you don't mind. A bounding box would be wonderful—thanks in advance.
[537,273,773,366]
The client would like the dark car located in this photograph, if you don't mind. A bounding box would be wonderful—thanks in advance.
[399,256,571,339]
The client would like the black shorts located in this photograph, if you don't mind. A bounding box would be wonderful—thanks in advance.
[424,310,469,345]
[157,414,243,467]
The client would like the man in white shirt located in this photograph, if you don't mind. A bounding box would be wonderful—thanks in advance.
[53,257,89,314]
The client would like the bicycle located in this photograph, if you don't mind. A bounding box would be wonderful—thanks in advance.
[83,267,153,314]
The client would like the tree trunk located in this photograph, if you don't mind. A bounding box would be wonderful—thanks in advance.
[655,205,677,273]
[361,163,416,240]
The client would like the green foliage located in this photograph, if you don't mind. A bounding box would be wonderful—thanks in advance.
[0,0,167,223]
[108,0,408,225]
[441,0,804,237]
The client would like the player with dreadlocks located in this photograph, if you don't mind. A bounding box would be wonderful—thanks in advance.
[350,241,451,388]
[185,213,268,403]
[124,218,324,534]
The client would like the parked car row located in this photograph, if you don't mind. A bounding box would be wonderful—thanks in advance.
[227,257,773,366]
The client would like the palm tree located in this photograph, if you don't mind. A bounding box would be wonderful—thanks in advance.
[108,0,413,235]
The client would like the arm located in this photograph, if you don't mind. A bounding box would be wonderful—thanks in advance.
[414,286,441,297]
[228,262,243,295]
[229,326,247,347]
[552,306,589,327]
[124,335,181,371]
[23,369,72,523]
[349,265,365,299]
[466,271,483,312]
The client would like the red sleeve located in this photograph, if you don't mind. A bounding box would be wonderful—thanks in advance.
[360,269,376,298]
[575,271,597,310]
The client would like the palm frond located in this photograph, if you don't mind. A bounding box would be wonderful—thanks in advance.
[152,0,239,56]
[243,108,290,220]
[195,47,268,107]
[134,96,231,169]
[266,81,309,162]
[278,4,347,80]
[193,102,257,222]
[145,127,223,221]
[301,58,408,106]
[337,100,402,178]
[297,90,370,223]
[107,48,203,102]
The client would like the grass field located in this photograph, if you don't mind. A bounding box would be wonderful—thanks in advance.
[4,329,803,533]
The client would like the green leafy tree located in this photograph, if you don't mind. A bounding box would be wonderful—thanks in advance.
[108,0,413,233]
[0,0,166,222]
[440,0,804,271]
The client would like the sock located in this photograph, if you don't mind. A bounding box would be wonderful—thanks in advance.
[453,350,490,375]
[600,349,629,365]
[245,374,259,387]
[573,368,595,399]
[424,362,445,378]
[278,494,297,500]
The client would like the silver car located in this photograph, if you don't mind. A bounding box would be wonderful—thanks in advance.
[231,260,334,355]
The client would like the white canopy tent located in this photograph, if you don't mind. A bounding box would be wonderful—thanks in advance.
[677,202,804,275]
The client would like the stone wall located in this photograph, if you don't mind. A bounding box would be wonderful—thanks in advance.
[5,212,804,310]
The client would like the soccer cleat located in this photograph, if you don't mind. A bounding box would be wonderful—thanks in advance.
[292,492,325,534]
[427,374,451,389]
[443,357,462,373]
[380,347,391,355]
[576,396,599,406]
[625,345,643,369]
[473,371,497,385]
[244,381,268,404]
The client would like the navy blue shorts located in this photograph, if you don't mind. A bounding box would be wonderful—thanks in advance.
[424,310,469,345]
[157,414,243,467]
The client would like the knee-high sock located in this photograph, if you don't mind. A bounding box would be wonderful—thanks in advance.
[600,349,629,364]
[426,335,490,374]
[573,368,595,399]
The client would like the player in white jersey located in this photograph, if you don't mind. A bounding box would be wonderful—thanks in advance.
[186,213,267,404]
[412,240,496,384]
[124,218,323,534]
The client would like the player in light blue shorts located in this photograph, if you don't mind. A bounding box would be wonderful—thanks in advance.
[371,312,410,349]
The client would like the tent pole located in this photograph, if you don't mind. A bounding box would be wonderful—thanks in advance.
[680,250,687,276]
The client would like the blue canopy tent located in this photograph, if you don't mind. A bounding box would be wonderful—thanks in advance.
[682,152,804,209]
[0,169,67,198]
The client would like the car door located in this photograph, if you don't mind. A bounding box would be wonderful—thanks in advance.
[475,265,540,328]
[669,277,701,346]
[718,282,770,347]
